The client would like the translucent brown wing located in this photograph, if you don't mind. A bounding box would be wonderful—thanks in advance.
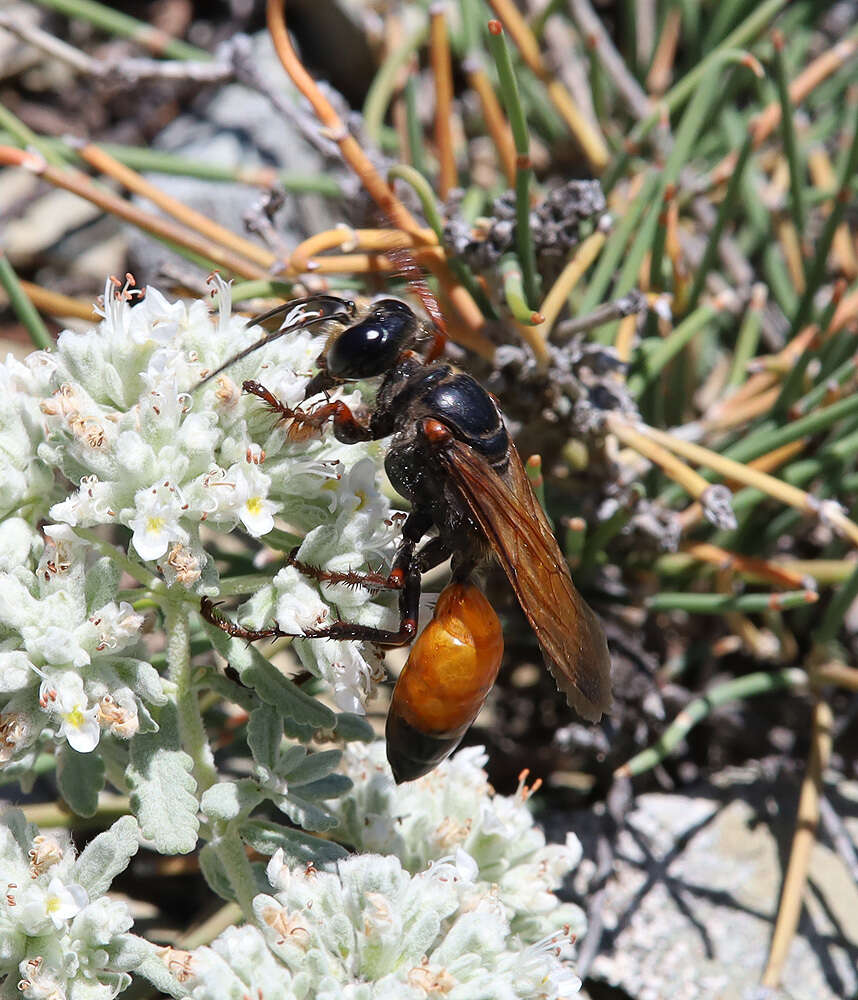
[440,439,612,722]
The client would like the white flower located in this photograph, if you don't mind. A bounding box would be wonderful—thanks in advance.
[24,627,90,670]
[50,475,117,527]
[227,463,279,536]
[87,601,144,652]
[43,875,88,929]
[13,876,87,934]
[39,674,100,753]
[129,482,190,561]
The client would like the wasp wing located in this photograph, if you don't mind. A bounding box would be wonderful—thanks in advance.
[440,439,612,722]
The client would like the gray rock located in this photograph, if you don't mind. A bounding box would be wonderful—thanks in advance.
[563,767,858,999]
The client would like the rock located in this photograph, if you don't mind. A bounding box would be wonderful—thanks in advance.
[560,766,858,999]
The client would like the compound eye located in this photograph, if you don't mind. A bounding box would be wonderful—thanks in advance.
[326,299,417,379]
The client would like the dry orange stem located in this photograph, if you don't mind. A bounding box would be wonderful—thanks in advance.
[289,227,435,273]
[610,419,713,500]
[776,217,806,292]
[467,63,517,185]
[682,542,808,590]
[0,146,270,280]
[752,38,858,147]
[807,147,858,279]
[812,661,858,691]
[631,420,858,547]
[705,385,781,432]
[646,6,682,96]
[16,281,98,321]
[707,324,819,424]
[615,313,638,365]
[712,37,858,181]
[430,5,457,198]
[760,698,833,988]
[531,231,607,338]
[677,439,806,531]
[78,143,277,270]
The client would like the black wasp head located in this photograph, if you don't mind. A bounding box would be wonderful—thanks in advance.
[325,299,418,380]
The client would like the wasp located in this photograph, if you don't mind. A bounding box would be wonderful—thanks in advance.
[199,292,612,782]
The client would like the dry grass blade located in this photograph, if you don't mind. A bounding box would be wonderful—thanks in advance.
[760,698,833,987]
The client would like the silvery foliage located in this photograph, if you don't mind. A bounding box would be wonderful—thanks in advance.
[0,810,155,1000]
[329,742,586,944]
[171,752,584,1000]
[0,281,583,998]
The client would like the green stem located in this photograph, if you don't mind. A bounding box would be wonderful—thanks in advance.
[813,562,858,646]
[647,590,817,614]
[387,163,495,318]
[166,591,216,791]
[500,254,540,323]
[604,0,787,188]
[32,0,211,61]
[0,252,52,350]
[0,102,64,166]
[772,32,806,242]
[628,303,717,397]
[0,129,343,195]
[791,97,858,334]
[70,527,166,592]
[726,284,766,388]
[404,77,428,177]
[486,21,540,309]
[617,667,808,777]
[363,25,428,144]
[685,131,755,316]
[579,171,660,319]
[387,163,445,238]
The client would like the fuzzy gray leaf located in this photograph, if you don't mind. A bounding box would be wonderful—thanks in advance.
[127,702,198,854]
[333,712,374,742]
[199,843,236,901]
[200,779,263,822]
[281,748,341,786]
[239,818,348,867]
[74,815,139,898]
[247,704,282,769]
[57,745,105,818]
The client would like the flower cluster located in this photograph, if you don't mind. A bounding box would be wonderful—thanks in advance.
[179,848,580,1000]
[0,518,166,766]
[0,810,141,1000]
[1,279,398,720]
[329,742,586,943]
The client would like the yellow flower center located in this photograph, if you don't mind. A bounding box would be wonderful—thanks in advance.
[245,496,263,515]
[146,515,165,534]
[63,707,85,729]
[354,490,367,510]
[45,894,62,914]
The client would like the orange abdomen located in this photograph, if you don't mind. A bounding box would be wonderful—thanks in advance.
[386,582,504,783]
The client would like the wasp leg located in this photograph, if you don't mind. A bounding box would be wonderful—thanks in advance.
[284,510,437,591]
[300,560,422,647]
[200,597,289,642]
[284,546,398,592]
[242,380,372,443]
[202,512,450,648]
